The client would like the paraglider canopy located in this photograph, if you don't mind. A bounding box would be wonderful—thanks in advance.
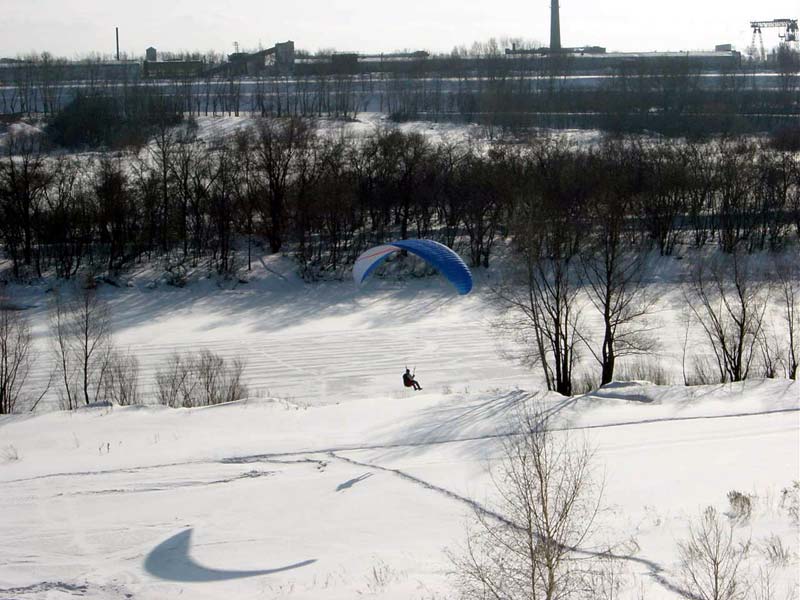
[353,239,473,295]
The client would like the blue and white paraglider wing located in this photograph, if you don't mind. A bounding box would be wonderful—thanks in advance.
[353,239,473,295]
[352,244,400,288]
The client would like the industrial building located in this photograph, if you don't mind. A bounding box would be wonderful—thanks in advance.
[222,41,296,76]
[0,2,795,86]
[142,58,205,79]
[0,60,140,84]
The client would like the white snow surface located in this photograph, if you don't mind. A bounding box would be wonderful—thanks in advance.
[1,253,799,599]
[186,113,607,147]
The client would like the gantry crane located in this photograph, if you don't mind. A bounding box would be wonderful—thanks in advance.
[749,19,798,61]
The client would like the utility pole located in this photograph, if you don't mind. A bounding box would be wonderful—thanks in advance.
[116,27,120,61]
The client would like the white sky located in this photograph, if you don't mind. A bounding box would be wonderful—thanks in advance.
[1,0,797,58]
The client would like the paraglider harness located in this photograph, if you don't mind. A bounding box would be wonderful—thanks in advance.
[403,366,421,390]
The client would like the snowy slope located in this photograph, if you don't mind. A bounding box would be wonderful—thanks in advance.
[1,252,799,599]
[1,380,798,599]
[13,254,539,412]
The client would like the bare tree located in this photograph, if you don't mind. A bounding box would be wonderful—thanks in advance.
[460,148,505,268]
[677,506,749,600]
[155,353,193,408]
[581,554,630,600]
[51,291,78,410]
[46,156,87,279]
[581,147,656,385]
[684,252,769,383]
[0,310,32,414]
[494,245,582,397]
[775,45,800,97]
[581,243,656,386]
[148,122,177,254]
[255,117,314,253]
[50,287,114,408]
[775,258,799,380]
[450,406,602,600]
[72,287,113,406]
[749,566,781,600]
[495,166,586,397]
[195,349,247,406]
[103,350,140,406]
[0,132,51,277]
[232,129,260,271]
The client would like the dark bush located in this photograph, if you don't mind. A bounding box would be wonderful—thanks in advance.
[46,91,183,149]
[46,94,119,148]
[768,125,800,152]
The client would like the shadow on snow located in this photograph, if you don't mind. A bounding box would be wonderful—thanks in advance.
[144,528,316,582]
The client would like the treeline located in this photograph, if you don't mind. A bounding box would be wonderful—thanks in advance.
[386,52,800,136]
[2,46,798,137]
[1,71,365,123]
[0,120,798,282]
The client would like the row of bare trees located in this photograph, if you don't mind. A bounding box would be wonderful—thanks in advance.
[491,138,798,393]
[2,43,796,136]
[381,52,799,135]
[49,286,249,411]
[1,124,799,282]
[684,254,799,383]
[498,230,798,396]
[0,285,249,413]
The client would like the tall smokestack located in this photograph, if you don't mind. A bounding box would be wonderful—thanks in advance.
[116,27,120,61]
[550,0,561,52]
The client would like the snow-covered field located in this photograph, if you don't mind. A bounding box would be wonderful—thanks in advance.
[1,254,799,599]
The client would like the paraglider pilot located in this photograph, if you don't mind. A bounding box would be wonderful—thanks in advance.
[403,368,422,391]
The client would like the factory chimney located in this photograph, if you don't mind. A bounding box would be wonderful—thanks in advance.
[116,27,120,61]
[550,0,561,52]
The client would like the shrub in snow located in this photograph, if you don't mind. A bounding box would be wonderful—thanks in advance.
[575,370,601,394]
[165,264,188,288]
[582,554,631,600]
[156,350,247,408]
[194,349,247,406]
[726,490,754,524]
[749,565,783,600]
[103,351,141,406]
[1,444,20,462]
[677,506,750,600]
[361,559,403,595]
[779,482,799,525]
[758,534,792,567]
[617,358,671,386]
[685,356,718,386]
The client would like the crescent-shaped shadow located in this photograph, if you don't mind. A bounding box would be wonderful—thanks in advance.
[144,529,316,582]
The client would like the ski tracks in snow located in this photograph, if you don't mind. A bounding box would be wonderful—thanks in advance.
[24,319,531,411]
[3,405,796,486]
[2,405,795,599]
[326,451,701,600]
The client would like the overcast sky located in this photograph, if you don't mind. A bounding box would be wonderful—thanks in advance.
[2,0,797,58]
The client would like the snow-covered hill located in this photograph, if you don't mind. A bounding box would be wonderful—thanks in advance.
[1,379,797,599]
[1,253,798,599]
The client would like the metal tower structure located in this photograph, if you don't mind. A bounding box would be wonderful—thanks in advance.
[749,19,798,61]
